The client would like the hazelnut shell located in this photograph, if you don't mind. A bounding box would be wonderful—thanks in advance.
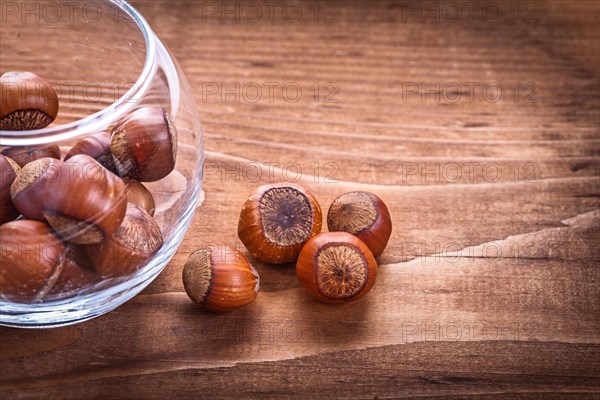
[238,183,322,264]
[0,154,20,224]
[42,154,127,244]
[183,245,260,312]
[125,180,156,216]
[47,245,100,297]
[64,132,116,173]
[327,191,392,257]
[1,145,61,167]
[110,106,178,182]
[0,71,59,130]
[86,203,163,277]
[0,220,64,302]
[296,232,378,304]
[11,157,64,221]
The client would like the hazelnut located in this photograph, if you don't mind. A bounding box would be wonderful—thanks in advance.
[0,154,20,225]
[296,232,377,304]
[11,157,64,221]
[1,144,61,167]
[238,183,322,264]
[86,203,163,277]
[125,180,156,216]
[327,191,392,257]
[0,71,59,130]
[42,154,127,244]
[0,220,65,302]
[183,245,260,312]
[110,106,178,182]
[64,131,116,173]
[47,245,100,297]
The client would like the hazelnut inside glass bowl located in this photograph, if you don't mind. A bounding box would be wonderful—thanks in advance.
[0,0,203,327]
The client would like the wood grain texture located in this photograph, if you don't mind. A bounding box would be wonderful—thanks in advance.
[1,0,599,398]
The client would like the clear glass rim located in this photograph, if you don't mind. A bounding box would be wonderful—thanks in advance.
[0,0,156,146]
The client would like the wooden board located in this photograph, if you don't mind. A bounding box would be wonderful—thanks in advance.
[1,1,599,398]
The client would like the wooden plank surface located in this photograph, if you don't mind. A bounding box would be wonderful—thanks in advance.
[1,0,599,398]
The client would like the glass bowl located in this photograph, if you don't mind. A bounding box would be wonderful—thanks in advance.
[0,0,203,327]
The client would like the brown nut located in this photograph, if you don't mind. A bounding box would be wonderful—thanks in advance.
[0,154,20,225]
[42,154,127,244]
[0,220,65,302]
[64,131,116,173]
[125,180,156,216]
[110,106,178,182]
[11,157,63,221]
[296,232,377,304]
[47,245,100,297]
[327,191,392,257]
[0,71,59,130]
[238,183,322,264]
[183,245,260,312]
[1,144,61,167]
[86,203,163,277]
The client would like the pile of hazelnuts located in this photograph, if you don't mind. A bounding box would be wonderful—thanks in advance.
[0,71,177,303]
[183,183,392,311]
